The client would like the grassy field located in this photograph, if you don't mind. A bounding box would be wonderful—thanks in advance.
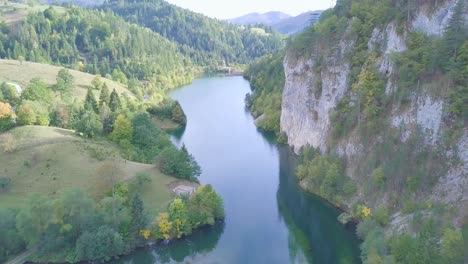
[0,126,182,216]
[0,2,66,25]
[0,59,135,101]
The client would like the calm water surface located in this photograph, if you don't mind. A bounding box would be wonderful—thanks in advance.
[112,76,360,264]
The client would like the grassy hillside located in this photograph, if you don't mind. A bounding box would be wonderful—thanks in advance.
[0,126,183,215]
[0,2,66,25]
[0,59,134,101]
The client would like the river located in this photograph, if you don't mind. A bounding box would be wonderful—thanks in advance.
[112,76,360,264]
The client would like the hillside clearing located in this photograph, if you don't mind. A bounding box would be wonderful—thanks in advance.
[0,2,66,25]
[0,59,134,101]
[0,126,179,216]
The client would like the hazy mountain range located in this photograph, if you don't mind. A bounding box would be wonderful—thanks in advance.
[228,10,322,35]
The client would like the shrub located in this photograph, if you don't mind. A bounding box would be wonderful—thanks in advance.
[155,145,201,180]
[373,205,390,226]
[0,101,13,131]
[0,177,11,191]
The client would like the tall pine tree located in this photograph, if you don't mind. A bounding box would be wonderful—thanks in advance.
[109,89,121,112]
[84,87,99,113]
[99,83,110,106]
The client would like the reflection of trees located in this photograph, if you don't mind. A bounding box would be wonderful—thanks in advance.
[155,222,225,263]
[112,222,224,264]
[276,145,361,264]
[169,126,186,147]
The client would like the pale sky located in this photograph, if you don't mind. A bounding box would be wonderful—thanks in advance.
[165,0,336,19]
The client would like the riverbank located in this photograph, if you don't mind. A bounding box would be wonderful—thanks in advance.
[110,76,360,263]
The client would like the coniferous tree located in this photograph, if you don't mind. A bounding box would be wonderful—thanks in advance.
[128,195,146,247]
[84,87,99,113]
[99,83,110,106]
[109,89,121,112]
[443,0,467,59]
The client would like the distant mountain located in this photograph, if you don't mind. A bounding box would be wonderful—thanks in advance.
[228,11,291,26]
[272,10,322,35]
[44,0,104,6]
[228,10,322,35]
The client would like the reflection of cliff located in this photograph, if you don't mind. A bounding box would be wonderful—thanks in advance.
[276,145,360,264]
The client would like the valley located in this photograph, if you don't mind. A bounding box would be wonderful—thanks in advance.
[0,0,466,263]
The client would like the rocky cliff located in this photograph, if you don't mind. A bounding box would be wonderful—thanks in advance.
[281,0,467,228]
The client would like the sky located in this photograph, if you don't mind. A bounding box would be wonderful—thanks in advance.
[165,0,336,19]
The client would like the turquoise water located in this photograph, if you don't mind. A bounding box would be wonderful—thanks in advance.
[112,76,360,264]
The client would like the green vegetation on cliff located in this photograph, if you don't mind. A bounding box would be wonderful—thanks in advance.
[244,53,285,134]
[245,0,467,263]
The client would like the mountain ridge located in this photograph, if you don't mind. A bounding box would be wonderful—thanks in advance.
[228,10,322,34]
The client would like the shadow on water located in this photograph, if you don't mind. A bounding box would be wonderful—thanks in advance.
[276,145,361,264]
[168,125,186,146]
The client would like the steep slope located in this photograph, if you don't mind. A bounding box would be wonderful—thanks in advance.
[100,0,284,68]
[248,0,467,262]
[228,11,291,26]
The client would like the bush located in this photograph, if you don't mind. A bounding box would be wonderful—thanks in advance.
[0,177,11,191]
[156,145,201,180]
[373,205,390,226]
[74,110,103,138]
[0,101,13,131]
[0,133,16,152]
[153,185,224,240]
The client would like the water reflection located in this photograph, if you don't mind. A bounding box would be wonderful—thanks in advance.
[114,222,224,264]
[276,145,361,264]
[109,77,360,264]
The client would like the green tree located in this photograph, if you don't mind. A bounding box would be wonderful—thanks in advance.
[156,145,201,180]
[21,78,52,105]
[0,209,25,263]
[187,185,224,227]
[84,87,99,113]
[168,199,191,238]
[99,83,110,106]
[75,110,102,138]
[16,102,36,125]
[443,0,467,59]
[75,226,124,262]
[110,114,133,143]
[0,82,19,106]
[128,195,147,248]
[91,75,103,90]
[109,89,121,112]
[171,101,186,125]
[0,101,13,131]
[440,228,464,264]
[55,69,75,98]
[16,194,53,247]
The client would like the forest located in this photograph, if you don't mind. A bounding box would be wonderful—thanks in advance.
[100,0,285,69]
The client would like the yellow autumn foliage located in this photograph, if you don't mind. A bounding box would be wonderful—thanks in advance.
[140,229,151,240]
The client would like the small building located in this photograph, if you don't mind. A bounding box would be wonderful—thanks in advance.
[172,185,195,196]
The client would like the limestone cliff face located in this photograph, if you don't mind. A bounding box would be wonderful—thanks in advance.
[281,38,351,152]
[280,0,467,221]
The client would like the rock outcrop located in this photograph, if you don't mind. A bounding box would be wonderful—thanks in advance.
[280,0,467,227]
